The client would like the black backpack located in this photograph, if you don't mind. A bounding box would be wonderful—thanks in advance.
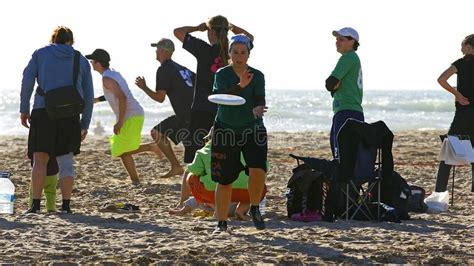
[407,185,428,213]
[286,163,325,218]
[379,171,412,220]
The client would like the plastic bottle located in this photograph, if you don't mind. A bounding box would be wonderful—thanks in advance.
[0,172,15,214]
[259,197,267,216]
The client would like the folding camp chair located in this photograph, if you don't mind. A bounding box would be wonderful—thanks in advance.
[287,120,394,222]
[340,144,382,220]
[336,119,394,221]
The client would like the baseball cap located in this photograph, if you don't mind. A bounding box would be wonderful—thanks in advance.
[150,38,175,53]
[332,27,359,42]
[85,49,110,64]
[229,34,253,51]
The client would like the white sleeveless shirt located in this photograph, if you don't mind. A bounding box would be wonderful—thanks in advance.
[102,69,144,121]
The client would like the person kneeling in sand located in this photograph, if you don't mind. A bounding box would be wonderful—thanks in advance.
[87,49,148,185]
[168,133,267,219]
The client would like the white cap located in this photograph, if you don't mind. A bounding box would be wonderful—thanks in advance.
[332,27,359,42]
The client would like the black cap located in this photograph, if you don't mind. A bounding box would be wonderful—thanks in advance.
[85,48,110,64]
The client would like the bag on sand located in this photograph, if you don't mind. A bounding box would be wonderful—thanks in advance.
[286,163,325,218]
[377,171,411,220]
[407,185,428,213]
[424,191,449,213]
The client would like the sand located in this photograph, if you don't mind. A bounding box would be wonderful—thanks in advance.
[0,131,473,264]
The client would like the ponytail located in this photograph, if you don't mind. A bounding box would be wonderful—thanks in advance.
[217,29,230,66]
[207,15,230,66]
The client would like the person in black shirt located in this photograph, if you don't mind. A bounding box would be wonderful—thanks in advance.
[435,34,474,193]
[173,15,254,207]
[133,38,194,178]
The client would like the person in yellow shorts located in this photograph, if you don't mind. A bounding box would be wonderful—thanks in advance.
[86,49,146,185]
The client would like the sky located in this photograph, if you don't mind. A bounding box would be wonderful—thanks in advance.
[1,0,473,93]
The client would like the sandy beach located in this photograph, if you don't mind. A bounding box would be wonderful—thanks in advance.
[0,130,473,264]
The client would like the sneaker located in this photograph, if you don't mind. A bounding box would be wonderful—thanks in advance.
[291,211,322,222]
[250,208,266,230]
[212,224,228,235]
[120,203,139,212]
[60,209,73,214]
[24,208,40,214]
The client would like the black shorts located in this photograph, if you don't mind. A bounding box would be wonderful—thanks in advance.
[183,110,216,164]
[154,115,190,145]
[154,115,194,163]
[28,152,58,176]
[211,125,268,185]
[28,108,81,157]
[448,108,474,135]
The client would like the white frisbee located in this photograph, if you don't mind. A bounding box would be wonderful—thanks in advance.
[208,94,246,106]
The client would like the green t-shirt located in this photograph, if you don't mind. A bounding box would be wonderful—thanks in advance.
[213,65,265,133]
[331,51,363,113]
[186,142,248,191]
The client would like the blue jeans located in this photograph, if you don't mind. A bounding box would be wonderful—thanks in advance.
[330,110,364,159]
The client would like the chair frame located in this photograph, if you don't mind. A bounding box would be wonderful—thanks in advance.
[341,149,382,221]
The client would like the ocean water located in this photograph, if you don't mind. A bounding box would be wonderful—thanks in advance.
[0,89,454,135]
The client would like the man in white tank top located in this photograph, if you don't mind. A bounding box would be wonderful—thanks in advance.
[86,49,157,185]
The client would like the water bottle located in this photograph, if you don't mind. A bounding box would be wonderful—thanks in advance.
[259,197,267,216]
[0,171,15,214]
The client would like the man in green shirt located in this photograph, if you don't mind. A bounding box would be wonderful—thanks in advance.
[325,27,364,159]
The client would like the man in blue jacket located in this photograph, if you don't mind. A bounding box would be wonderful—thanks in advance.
[20,26,94,214]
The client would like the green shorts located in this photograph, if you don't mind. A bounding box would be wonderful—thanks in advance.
[110,115,144,157]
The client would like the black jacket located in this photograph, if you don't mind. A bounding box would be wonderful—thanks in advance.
[336,119,394,185]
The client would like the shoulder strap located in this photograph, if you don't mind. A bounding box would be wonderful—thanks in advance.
[72,50,80,86]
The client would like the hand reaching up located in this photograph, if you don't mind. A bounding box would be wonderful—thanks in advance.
[239,69,254,88]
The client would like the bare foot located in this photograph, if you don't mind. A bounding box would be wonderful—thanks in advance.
[170,201,184,209]
[149,143,164,159]
[160,166,184,178]
[168,205,191,216]
[235,203,250,219]
[235,211,251,221]
[131,180,141,186]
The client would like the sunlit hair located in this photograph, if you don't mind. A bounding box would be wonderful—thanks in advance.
[463,34,474,60]
[50,26,74,45]
[207,15,230,66]
[463,34,474,47]
[96,60,110,69]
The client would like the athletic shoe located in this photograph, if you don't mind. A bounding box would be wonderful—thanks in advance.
[291,210,322,222]
[60,209,73,214]
[212,224,228,235]
[250,208,266,230]
[24,208,40,214]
